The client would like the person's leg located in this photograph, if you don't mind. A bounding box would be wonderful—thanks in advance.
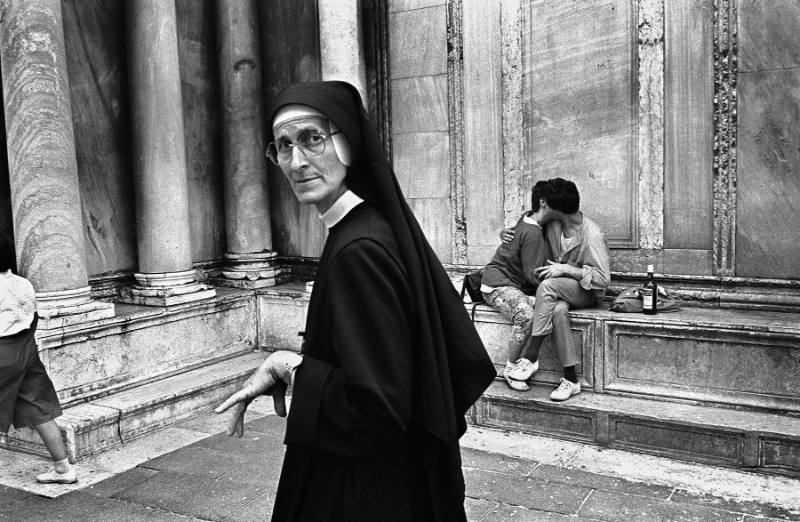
[483,287,536,391]
[34,420,67,462]
[33,420,76,483]
[13,344,74,483]
[550,300,580,370]
[525,277,595,400]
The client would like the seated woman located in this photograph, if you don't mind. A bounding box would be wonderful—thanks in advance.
[481,181,551,391]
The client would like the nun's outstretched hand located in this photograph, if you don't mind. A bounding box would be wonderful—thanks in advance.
[214,351,301,437]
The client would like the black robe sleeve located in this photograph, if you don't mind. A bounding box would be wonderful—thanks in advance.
[285,238,415,460]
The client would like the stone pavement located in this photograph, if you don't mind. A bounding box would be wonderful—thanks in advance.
[1,398,799,521]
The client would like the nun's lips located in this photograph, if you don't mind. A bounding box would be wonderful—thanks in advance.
[295,176,320,185]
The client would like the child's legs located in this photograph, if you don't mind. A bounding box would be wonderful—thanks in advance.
[484,286,535,362]
[34,420,67,463]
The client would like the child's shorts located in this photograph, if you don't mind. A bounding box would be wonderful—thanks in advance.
[0,316,62,432]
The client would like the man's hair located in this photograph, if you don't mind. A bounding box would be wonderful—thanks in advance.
[530,180,550,211]
[0,230,16,272]
[542,177,580,214]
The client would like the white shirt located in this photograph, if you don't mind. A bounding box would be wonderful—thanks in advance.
[0,270,36,337]
[320,190,364,229]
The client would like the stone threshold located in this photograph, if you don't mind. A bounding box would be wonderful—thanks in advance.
[475,380,800,478]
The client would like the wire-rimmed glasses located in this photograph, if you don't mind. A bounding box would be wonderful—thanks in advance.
[266,130,341,166]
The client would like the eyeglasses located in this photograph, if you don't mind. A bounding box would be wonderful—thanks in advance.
[266,130,341,166]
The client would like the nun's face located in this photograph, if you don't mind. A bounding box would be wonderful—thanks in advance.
[273,116,348,214]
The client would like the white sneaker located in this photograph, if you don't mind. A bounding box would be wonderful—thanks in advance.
[502,364,530,392]
[36,467,77,484]
[507,358,538,381]
[550,378,581,401]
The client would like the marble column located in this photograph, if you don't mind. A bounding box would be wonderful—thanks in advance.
[0,0,115,326]
[213,0,284,289]
[318,0,368,103]
[123,0,215,305]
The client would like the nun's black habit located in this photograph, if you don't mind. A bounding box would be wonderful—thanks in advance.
[268,81,495,522]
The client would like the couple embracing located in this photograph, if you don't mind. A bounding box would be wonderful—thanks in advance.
[481,178,611,401]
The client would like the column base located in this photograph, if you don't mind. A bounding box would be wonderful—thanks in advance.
[119,269,217,307]
[36,287,116,329]
[211,251,289,289]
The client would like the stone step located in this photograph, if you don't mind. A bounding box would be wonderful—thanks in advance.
[470,302,800,413]
[2,351,265,461]
[473,380,800,477]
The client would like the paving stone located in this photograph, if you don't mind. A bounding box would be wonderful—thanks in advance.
[243,414,287,438]
[193,428,285,456]
[464,468,591,514]
[743,515,799,522]
[462,448,538,477]
[218,452,283,487]
[531,463,674,499]
[0,485,31,508]
[84,467,159,498]
[671,489,800,521]
[140,445,255,479]
[221,491,276,522]
[0,490,202,521]
[464,497,499,521]
[113,469,266,521]
[578,489,743,521]
[482,502,591,521]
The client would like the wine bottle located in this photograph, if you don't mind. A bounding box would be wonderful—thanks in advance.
[642,264,657,315]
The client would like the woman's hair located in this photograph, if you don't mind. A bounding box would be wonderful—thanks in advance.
[542,177,580,214]
[0,230,16,272]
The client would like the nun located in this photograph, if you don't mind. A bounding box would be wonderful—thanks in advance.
[216,81,495,521]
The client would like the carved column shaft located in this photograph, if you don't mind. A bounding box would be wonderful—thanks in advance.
[0,0,114,324]
[214,0,282,289]
[124,0,214,305]
[318,0,368,104]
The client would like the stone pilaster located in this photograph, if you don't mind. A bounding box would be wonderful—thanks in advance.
[123,0,215,306]
[712,0,738,277]
[638,0,665,250]
[213,0,283,290]
[0,0,114,326]
[318,0,368,103]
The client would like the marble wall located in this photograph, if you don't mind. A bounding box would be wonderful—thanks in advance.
[524,0,637,248]
[388,0,453,262]
[62,0,136,276]
[176,0,226,265]
[736,0,800,279]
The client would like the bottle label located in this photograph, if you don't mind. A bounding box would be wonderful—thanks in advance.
[642,290,654,309]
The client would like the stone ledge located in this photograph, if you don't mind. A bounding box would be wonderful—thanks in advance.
[469,302,800,413]
[477,381,800,477]
[1,351,266,461]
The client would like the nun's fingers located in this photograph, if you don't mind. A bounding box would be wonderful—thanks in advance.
[227,402,248,438]
[268,381,288,417]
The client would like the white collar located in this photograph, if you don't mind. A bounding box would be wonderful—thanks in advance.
[320,190,364,229]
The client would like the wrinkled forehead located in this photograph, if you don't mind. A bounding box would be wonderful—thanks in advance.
[272,116,329,139]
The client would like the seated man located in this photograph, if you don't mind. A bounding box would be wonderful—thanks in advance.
[507,178,610,401]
